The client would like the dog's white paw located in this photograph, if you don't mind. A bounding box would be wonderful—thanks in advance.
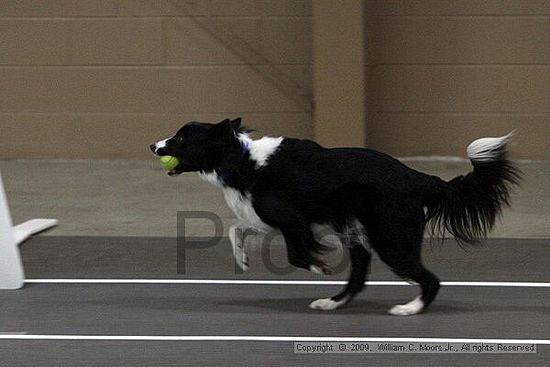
[230,239,249,271]
[237,256,249,272]
[388,296,424,316]
[309,297,347,311]
[229,225,249,272]
[233,246,249,271]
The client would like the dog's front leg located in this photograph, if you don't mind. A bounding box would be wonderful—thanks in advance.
[228,223,249,271]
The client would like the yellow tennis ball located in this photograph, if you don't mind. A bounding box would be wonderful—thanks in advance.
[159,156,180,170]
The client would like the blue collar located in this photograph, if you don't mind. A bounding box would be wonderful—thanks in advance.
[218,141,249,183]
[240,140,249,157]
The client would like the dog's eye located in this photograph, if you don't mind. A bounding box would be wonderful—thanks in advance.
[175,136,184,143]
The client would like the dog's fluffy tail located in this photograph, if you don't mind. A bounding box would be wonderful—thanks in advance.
[425,132,521,245]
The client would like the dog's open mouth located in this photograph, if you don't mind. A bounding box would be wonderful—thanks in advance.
[153,151,186,176]
[167,165,183,176]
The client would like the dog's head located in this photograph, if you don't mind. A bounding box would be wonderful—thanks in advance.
[150,118,243,176]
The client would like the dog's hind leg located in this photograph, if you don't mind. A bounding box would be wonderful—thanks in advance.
[375,247,441,316]
[386,261,440,316]
[309,244,371,311]
[368,203,441,315]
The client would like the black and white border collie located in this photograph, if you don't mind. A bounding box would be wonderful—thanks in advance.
[151,118,520,315]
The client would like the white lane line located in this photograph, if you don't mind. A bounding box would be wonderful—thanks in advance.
[23,279,550,287]
[0,335,548,344]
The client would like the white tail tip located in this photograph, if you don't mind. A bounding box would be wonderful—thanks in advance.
[466,131,515,162]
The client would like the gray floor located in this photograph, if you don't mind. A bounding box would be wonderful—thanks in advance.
[1,159,549,366]
[1,159,549,238]
[0,236,548,366]
[1,341,545,367]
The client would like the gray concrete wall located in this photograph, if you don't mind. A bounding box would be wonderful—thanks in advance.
[312,0,366,148]
[365,0,550,159]
[2,0,549,160]
[0,0,313,159]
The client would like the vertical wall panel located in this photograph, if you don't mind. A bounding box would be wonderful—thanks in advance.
[365,0,550,159]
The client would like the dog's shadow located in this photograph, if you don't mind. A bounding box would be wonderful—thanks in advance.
[98,294,547,317]
[215,297,474,315]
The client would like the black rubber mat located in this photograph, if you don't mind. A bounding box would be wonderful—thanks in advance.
[0,235,547,366]
[19,236,550,281]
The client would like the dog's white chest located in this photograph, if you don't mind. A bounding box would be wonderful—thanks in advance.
[223,188,272,232]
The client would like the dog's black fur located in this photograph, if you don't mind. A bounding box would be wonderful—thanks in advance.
[151,118,521,314]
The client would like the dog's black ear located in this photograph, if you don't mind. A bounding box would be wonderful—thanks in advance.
[231,117,242,130]
[209,118,236,137]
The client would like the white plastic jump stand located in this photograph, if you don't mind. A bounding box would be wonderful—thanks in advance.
[0,172,58,290]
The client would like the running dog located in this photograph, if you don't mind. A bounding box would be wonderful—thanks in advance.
[151,118,520,315]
